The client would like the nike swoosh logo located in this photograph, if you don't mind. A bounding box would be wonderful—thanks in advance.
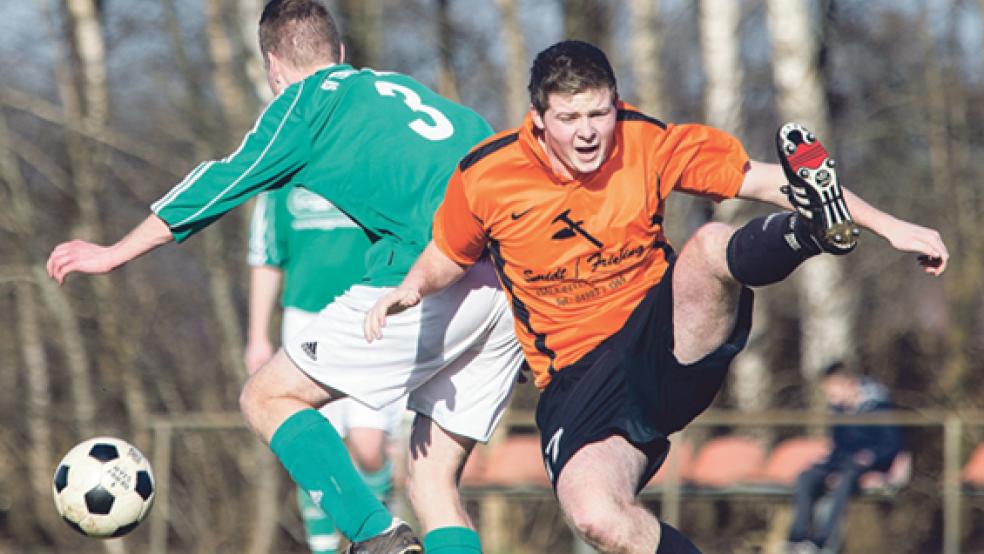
[511,208,533,220]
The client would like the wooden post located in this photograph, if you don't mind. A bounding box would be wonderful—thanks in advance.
[150,423,173,554]
[942,415,961,554]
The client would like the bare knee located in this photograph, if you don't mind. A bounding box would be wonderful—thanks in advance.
[565,501,627,549]
[685,222,735,272]
[406,451,457,505]
[347,430,387,473]
[238,373,267,431]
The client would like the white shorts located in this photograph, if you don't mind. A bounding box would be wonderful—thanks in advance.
[283,307,404,437]
[284,259,524,442]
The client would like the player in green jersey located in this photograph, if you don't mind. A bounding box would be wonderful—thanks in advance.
[246,187,404,554]
[47,2,524,553]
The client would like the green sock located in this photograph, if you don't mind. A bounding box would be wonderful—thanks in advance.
[361,460,394,503]
[424,526,482,553]
[297,485,340,554]
[270,409,392,542]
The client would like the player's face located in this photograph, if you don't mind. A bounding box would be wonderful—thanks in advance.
[532,87,617,180]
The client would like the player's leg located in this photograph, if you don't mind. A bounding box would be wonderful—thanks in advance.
[555,436,699,554]
[675,124,862,361]
[345,397,406,508]
[406,415,476,530]
[280,309,344,554]
[405,260,524,553]
[239,351,402,547]
[292,401,396,554]
[557,436,656,552]
[277,260,516,553]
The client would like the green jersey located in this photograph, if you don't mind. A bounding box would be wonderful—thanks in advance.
[152,64,493,285]
[248,187,370,312]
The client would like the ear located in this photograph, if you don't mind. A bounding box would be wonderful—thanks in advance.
[267,52,283,77]
[530,105,545,131]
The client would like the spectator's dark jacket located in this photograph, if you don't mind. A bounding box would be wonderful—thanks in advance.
[823,379,902,472]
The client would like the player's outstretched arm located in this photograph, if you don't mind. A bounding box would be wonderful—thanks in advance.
[363,241,468,342]
[47,214,174,285]
[737,161,949,276]
[840,188,948,275]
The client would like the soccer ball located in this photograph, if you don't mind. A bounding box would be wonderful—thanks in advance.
[52,436,155,537]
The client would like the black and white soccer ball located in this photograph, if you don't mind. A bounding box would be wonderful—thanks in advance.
[52,436,155,537]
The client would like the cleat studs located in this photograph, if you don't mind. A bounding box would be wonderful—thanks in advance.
[852,228,861,236]
[798,168,810,178]
[826,159,836,168]
[834,233,843,242]
[785,144,795,154]
[807,133,816,141]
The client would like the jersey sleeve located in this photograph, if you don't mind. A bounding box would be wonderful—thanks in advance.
[247,192,286,267]
[655,124,749,202]
[431,169,487,265]
[151,83,311,242]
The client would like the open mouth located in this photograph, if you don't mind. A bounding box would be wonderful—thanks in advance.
[574,144,599,158]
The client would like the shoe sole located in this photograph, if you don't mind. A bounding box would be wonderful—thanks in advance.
[776,122,860,254]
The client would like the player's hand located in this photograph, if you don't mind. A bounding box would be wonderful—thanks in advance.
[243,339,275,375]
[880,220,949,276]
[363,286,422,342]
[46,240,122,285]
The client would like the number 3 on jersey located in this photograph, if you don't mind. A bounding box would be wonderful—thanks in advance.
[374,81,454,141]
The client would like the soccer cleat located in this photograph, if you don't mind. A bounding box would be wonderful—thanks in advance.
[776,122,860,255]
[343,519,422,554]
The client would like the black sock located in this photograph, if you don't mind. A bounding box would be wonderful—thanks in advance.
[726,212,822,287]
[655,521,701,554]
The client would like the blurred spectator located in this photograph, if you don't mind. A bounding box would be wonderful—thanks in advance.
[786,362,902,554]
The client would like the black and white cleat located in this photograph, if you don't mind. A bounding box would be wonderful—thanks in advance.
[776,122,860,255]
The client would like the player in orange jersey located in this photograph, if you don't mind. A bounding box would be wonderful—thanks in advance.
[365,41,947,553]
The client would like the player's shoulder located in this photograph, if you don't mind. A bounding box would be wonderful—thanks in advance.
[616,102,667,131]
[457,128,523,174]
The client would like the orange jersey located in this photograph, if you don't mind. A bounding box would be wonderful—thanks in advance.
[433,103,749,389]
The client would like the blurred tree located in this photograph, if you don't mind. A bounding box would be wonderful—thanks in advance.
[766,0,856,401]
[630,0,665,117]
[0,102,60,538]
[700,0,773,416]
[59,0,151,451]
[918,1,982,401]
[561,0,612,55]
[495,0,529,122]
[435,0,460,101]
[338,0,382,68]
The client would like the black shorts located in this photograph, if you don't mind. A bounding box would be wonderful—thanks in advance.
[535,260,754,491]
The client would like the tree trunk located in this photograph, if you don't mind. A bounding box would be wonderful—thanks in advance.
[435,0,460,101]
[235,0,274,104]
[700,0,772,415]
[562,0,613,55]
[205,0,257,131]
[629,0,665,117]
[767,0,856,397]
[338,0,382,68]
[14,275,58,534]
[921,3,979,399]
[61,0,150,444]
[203,6,276,551]
[495,0,528,122]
